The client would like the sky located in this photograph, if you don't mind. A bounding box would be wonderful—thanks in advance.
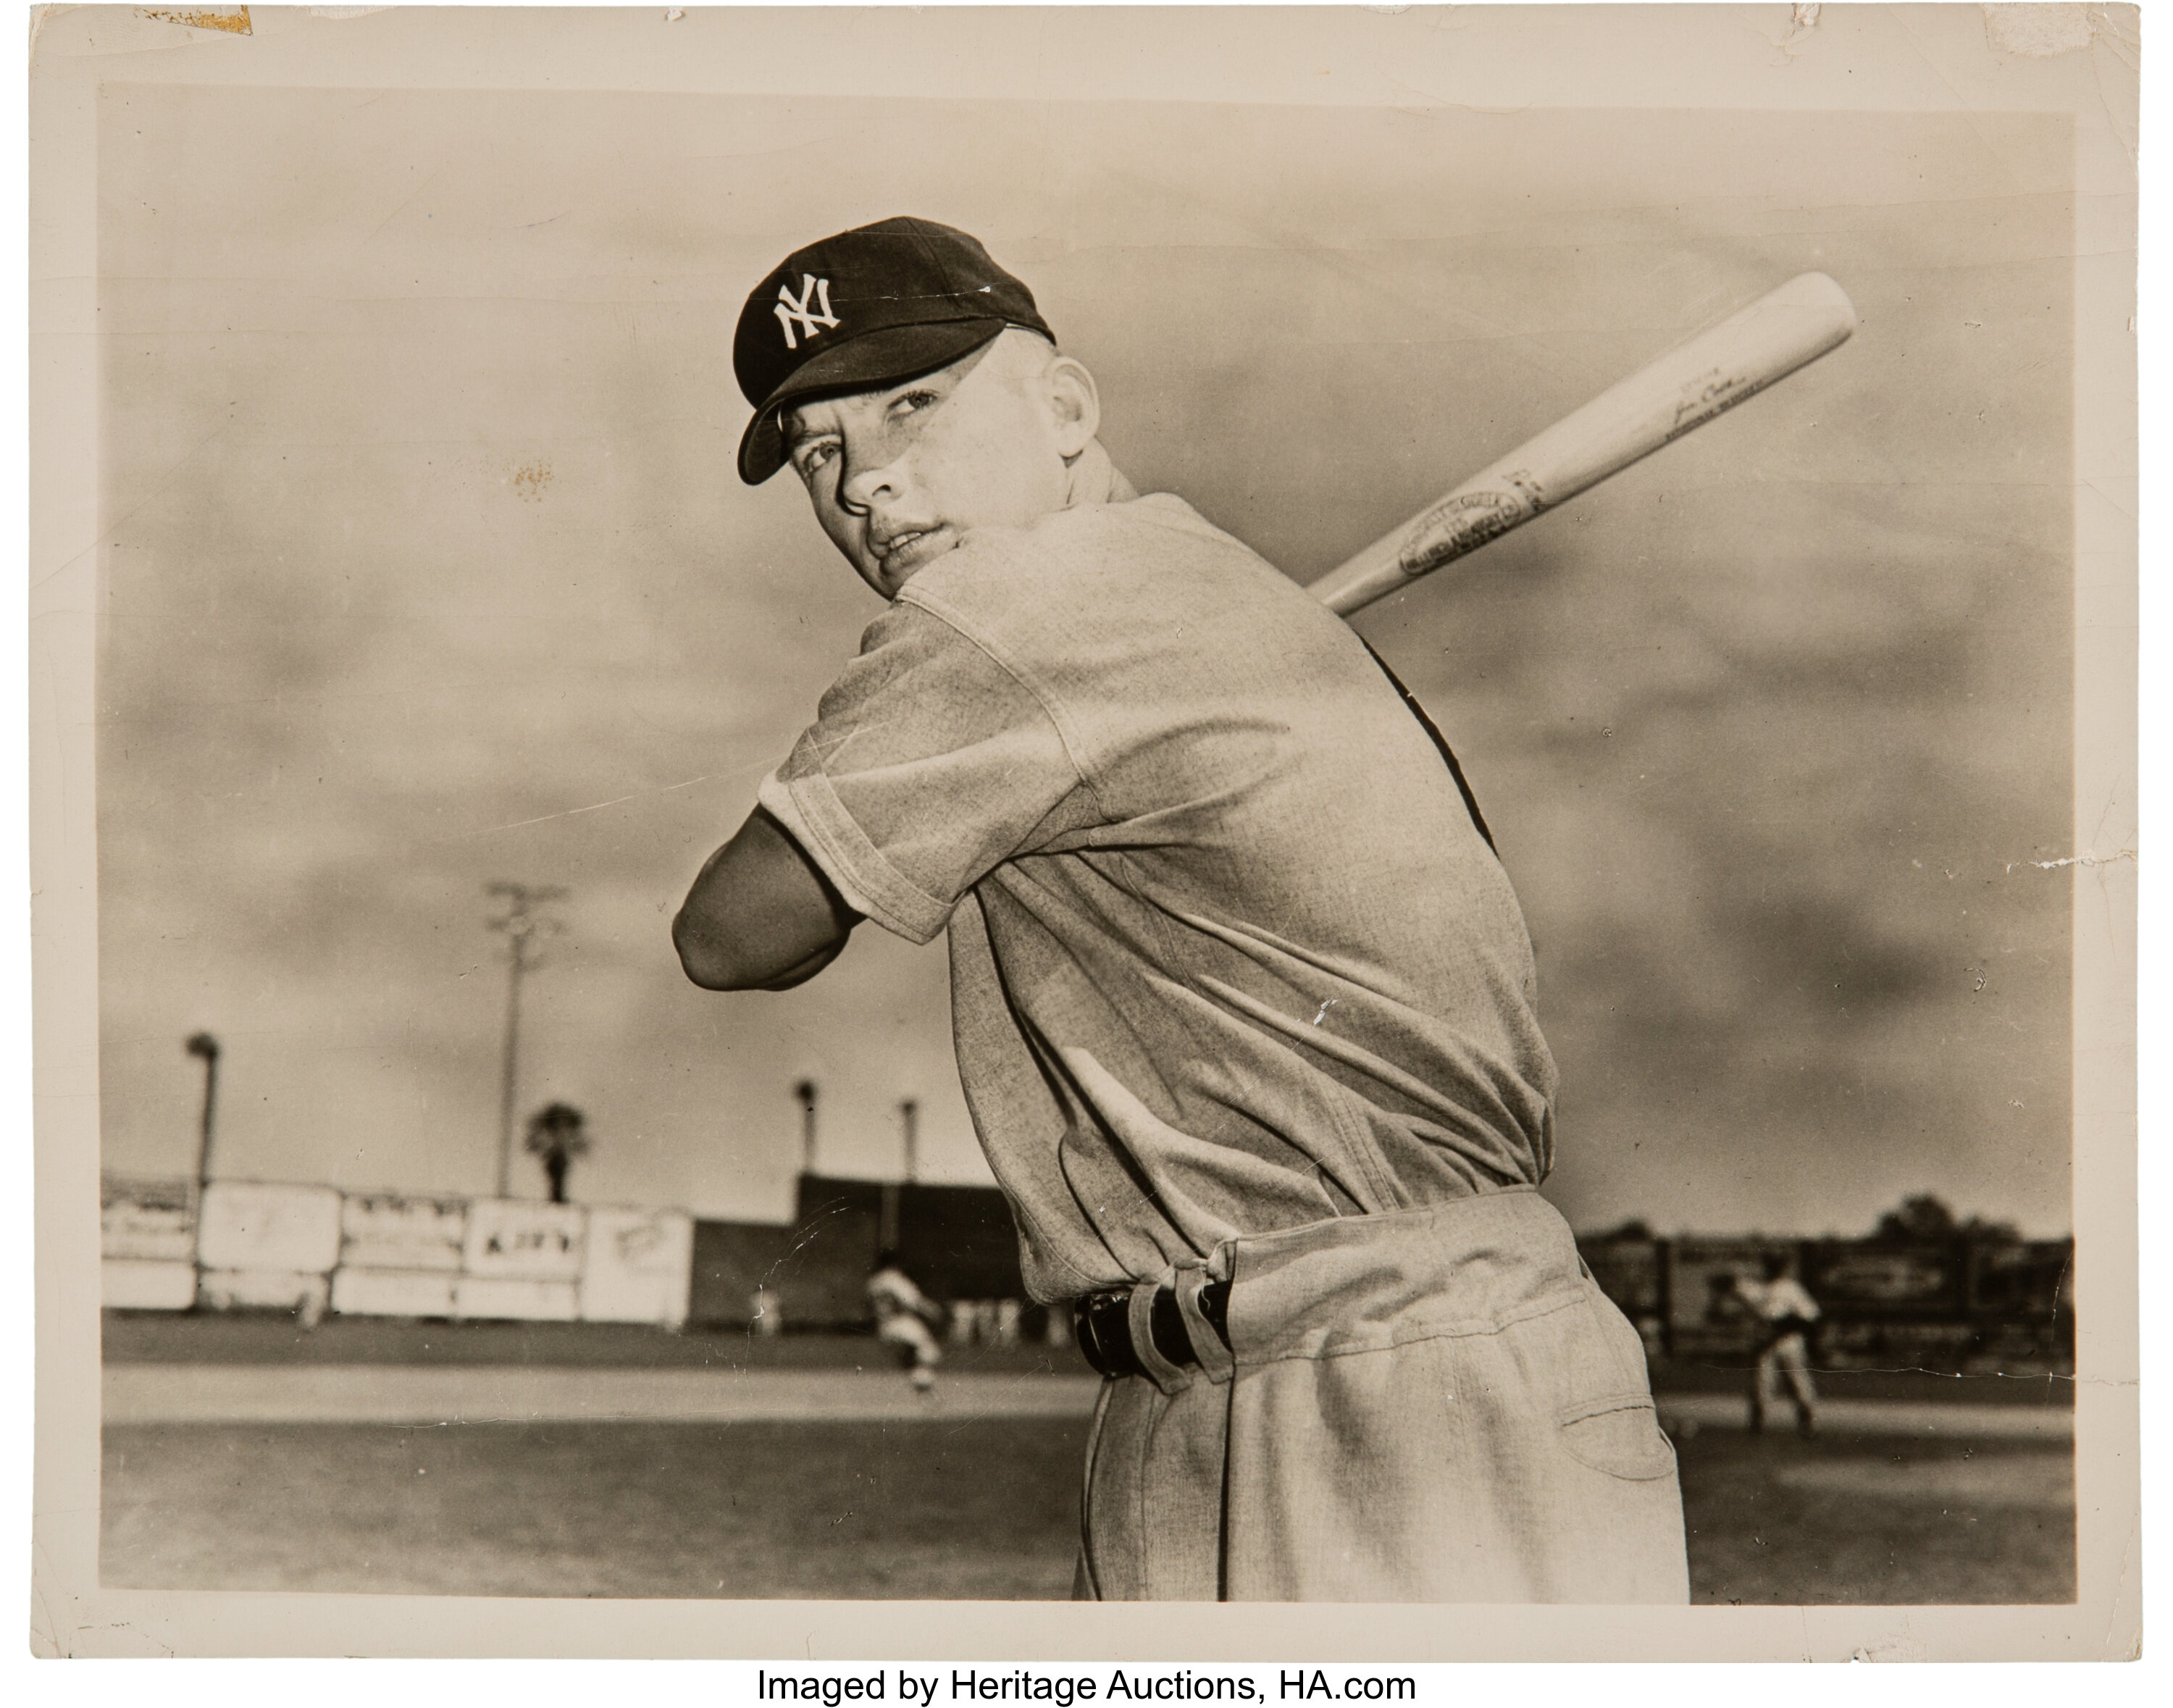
[93,85,2075,1236]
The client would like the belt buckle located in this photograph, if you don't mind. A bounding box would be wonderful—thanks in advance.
[1071,1287,1136,1378]
[1071,1281,1231,1378]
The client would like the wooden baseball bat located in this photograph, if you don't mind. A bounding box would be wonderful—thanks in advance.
[1306,272,1857,617]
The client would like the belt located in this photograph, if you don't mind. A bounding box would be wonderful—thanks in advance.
[1071,1280,1231,1380]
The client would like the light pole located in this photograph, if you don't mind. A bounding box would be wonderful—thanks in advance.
[185,1031,220,1204]
[882,1096,920,1253]
[794,1079,818,1177]
[487,882,565,1199]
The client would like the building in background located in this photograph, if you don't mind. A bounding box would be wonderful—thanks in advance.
[687,1173,1043,1341]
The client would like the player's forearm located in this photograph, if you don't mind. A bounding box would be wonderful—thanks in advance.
[673,806,861,991]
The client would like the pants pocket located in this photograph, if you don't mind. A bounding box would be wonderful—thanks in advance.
[1556,1391,1679,1481]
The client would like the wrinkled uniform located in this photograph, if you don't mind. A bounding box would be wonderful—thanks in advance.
[758,454,1688,1602]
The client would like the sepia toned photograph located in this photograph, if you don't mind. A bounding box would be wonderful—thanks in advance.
[30,3,2138,1661]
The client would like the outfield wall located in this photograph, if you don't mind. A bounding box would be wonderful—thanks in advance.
[99,1171,1029,1334]
[101,1177,693,1326]
[102,1172,2072,1365]
[1578,1231,2076,1371]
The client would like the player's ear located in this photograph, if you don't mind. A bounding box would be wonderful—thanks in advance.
[1044,357,1100,459]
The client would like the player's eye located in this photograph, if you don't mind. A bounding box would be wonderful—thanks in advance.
[889,388,940,419]
[793,440,839,479]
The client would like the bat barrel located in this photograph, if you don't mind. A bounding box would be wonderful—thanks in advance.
[1307,272,1856,618]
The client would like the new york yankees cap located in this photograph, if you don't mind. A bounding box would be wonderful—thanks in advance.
[734,216,1055,485]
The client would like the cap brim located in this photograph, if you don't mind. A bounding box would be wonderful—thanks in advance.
[737,319,1009,485]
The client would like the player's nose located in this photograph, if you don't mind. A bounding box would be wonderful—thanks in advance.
[838,438,904,514]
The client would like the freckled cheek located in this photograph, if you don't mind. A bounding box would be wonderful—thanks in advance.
[941,409,1047,519]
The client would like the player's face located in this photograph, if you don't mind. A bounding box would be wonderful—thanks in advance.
[782,335,1089,600]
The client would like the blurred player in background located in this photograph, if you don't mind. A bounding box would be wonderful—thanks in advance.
[868,1250,945,1393]
[1735,1252,1822,1436]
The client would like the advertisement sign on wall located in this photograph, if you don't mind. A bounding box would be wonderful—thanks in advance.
[101,1176,198,1263]
[579,1207,695,1326]
[1804,1243,1961,1315]
[340,1192,468,1272]
[198,1181,344,1273]
[462,1200,586,1281]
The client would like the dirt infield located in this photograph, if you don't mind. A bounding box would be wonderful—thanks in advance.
[101,1310,1094,1375]
[102,1311,2075,1407]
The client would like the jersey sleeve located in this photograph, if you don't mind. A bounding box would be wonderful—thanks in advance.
[757,598,1097,944]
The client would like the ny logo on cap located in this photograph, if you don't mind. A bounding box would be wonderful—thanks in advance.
[774,274,841,351]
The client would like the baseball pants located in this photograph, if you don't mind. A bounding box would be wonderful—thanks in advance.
[1752,1333,1817,1432]
[1071,1189,1691,1602]
[878,1315,941,1370]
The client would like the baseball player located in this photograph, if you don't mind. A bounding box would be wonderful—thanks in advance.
[867,1250,945,1392]
[674,217,1689,1602]
[1734,1253,1822,1436]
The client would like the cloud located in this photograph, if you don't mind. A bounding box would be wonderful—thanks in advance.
[94,90,2077,1235]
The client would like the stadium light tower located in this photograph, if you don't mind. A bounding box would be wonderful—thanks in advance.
[185,1031,221,1201]
[794,1079,818,1176]
[486,882,566,1198]
[882,1096,920,1252]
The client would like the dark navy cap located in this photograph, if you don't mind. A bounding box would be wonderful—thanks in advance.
[733,216,1055,485]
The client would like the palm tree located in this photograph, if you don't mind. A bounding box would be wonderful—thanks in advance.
[523,1101,591,1204]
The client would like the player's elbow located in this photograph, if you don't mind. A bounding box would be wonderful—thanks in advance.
[673,809,858,991]
[671,905,761,992]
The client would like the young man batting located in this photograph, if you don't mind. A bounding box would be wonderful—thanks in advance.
[675,217,1689,1602]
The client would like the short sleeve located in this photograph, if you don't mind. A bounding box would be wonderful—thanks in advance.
[757,599,1096,944]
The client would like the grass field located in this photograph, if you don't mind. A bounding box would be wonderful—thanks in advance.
[1675,1428,2072,1604]
[104,1415,1086,1600]
[101,1413,2073,1604]
[99,1313,2074,1604]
